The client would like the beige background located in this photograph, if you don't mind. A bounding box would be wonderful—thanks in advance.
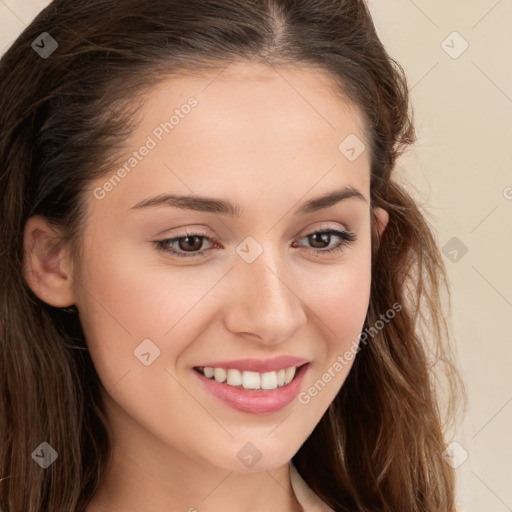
[1,1,511,510]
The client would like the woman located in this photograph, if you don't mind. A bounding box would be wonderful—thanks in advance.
[0,1,465,511]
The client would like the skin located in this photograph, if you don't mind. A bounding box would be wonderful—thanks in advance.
[23,62,388,512]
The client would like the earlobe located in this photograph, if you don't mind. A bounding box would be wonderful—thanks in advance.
[373,207,389,236]
[22,215,76,308]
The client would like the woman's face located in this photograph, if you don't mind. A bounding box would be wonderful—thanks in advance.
[66,62,388,472]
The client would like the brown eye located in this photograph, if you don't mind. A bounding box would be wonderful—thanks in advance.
[177,235,205,252]
[293,229,356,256]
[154,231,216,258]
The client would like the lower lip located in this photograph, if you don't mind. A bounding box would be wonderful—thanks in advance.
[192,363,309,414]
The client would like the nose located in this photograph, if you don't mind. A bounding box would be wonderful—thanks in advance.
[223,246,308,346]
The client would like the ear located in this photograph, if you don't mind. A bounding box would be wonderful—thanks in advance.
[373,207,389,236]
[22,215,76,308]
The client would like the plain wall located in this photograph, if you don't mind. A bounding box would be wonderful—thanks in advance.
[1,1,511,510]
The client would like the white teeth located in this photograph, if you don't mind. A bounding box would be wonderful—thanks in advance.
[199,365,301,390]
[284,366,296,385]
[213,367,226,382]
[260,371,278,390]
[226,369,242,386]
[242,371,260,389]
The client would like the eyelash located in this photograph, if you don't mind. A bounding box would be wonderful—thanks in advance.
[153,227,357,259]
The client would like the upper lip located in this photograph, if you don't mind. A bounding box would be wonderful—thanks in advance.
[195,356,309,373]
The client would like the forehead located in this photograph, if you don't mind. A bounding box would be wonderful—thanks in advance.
[134,61,368,144]
[89,61,371,215]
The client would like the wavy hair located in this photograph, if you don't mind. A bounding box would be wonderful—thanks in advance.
[0,1,465,510]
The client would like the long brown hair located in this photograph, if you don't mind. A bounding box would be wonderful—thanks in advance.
[0,1,465,510]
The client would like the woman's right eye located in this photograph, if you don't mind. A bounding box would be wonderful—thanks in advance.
[154,231,216,259]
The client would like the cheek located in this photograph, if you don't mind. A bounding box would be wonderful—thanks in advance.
[72,234,182,386]
[305,249,372,350]
[326,264,370,341]
[293,248,372,413]
[74,230,229,389]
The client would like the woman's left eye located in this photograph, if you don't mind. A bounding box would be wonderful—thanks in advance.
[154,228,357,259]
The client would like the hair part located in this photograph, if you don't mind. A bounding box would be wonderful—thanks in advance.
[0,1,465,510]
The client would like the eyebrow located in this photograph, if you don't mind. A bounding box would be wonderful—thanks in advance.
[129,185,366,216]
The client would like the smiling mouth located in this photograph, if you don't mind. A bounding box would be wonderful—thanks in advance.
[193,363,308,391]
